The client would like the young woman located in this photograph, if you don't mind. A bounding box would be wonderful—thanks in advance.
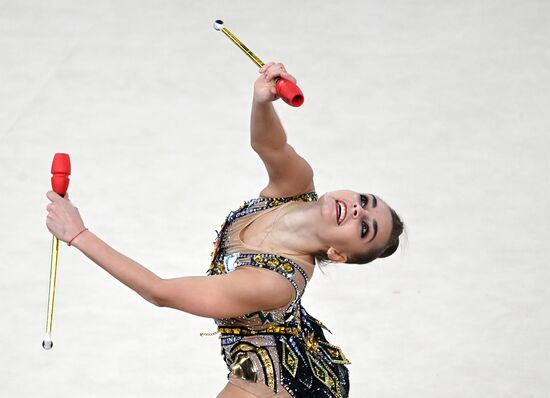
[46,62,404,398]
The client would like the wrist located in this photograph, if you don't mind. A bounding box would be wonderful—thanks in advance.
[253,95,268,105]
[252,98,275,112]
[253,89,277,104]
[68,227,89,247]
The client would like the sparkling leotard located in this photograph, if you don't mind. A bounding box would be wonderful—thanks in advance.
[207,193,350,398]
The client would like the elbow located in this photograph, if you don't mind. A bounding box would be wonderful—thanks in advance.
[142,276,221,317]
[251,142,283,159]
[147,278,168,307]
[146,294,164,308]
[150,296,164,307]
[250,138,265,154]
[146,278,192,312]
[250,137,286,154]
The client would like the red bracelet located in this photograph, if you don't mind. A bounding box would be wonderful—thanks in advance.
[68,228,88,246]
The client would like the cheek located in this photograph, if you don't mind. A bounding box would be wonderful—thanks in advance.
[331,225,358,249]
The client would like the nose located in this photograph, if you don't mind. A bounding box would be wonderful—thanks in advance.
[352,203,369,218]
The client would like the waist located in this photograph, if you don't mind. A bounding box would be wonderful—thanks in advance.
[218,325,300,337]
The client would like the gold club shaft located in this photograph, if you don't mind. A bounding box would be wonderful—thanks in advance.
[45,235,60,336]
[220,27,265,68]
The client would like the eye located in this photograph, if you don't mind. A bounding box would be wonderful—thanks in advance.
[360,194,368,208]
[361,221,369,238]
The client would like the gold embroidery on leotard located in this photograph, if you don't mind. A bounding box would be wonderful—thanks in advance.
[318,340,351,365]
[306,351,343,398]
[256,347,276,392]
[230,343,277,392]
[282,339,299,378]
[230,351,258,382]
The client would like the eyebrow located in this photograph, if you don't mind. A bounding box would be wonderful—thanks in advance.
[367,194,378,243]
[361,193,379,243]
[368,220,378,243]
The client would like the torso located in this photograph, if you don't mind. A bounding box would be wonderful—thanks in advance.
[212,200,313,328]
[207,193,350,398]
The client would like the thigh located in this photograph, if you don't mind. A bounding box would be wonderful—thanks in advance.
[217,378,292,398]
[217,382,258,398]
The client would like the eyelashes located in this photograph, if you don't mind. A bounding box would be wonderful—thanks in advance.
[360,194,368,208]
[360,194,369,238]
[361,221,369,238]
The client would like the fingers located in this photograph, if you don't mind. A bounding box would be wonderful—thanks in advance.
[259,62,274,73]
[46,196,60,219]
[47,190,72,205]
[280,71,297,84]
[46,191,75,213]
[259,62,297,84]
[264,63,285,81]
[46,191,62,202]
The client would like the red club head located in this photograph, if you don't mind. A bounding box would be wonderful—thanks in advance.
[51,153,71,196]
[275,78,304,107]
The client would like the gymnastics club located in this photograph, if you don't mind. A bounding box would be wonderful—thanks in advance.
[213,20,304,107]
[43,153,71,350]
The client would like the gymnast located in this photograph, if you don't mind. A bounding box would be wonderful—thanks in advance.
[46,62,404,398]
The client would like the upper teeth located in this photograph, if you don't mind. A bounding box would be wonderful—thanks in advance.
[338,201,346,224]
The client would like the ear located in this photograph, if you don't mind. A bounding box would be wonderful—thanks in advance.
[326,247,348,263]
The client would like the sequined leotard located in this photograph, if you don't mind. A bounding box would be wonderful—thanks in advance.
[208,193,350,398]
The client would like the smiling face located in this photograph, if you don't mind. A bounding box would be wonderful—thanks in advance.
[317,190,393,263]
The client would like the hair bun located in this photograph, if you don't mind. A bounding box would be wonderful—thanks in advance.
[379,243,398,258]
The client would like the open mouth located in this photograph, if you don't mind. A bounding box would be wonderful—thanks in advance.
[336,200,347,225]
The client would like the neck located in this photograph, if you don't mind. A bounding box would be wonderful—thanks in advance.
[268,201,326,256]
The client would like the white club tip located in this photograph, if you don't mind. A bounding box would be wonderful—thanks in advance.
[42,333,53,350]
[213,19,224,31]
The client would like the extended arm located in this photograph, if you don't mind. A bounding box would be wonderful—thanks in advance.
[45,192,293,319]
[251,63,314,197]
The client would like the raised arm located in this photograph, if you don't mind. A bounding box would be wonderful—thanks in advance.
[251,63,314,198]
[45,192,293,319]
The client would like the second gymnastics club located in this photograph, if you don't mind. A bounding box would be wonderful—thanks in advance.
[213,20,304,107]
[43,153,71,350]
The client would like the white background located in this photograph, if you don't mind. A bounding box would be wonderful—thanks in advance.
[1,1,549,397]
